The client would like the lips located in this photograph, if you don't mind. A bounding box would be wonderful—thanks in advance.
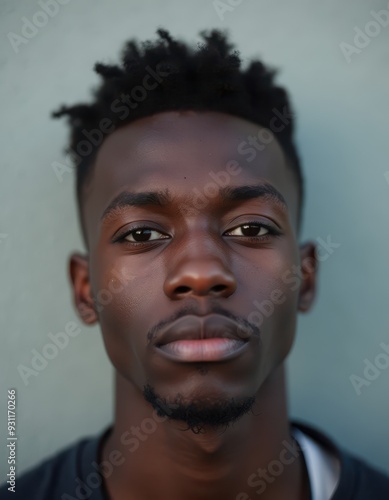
[153,314,252,362]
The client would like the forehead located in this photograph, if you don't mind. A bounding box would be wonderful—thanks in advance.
[83,111,299,245]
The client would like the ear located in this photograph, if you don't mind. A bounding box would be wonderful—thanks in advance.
[69,252,98,325]
[297,241,319,313]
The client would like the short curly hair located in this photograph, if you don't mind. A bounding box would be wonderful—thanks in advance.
[52,27,304,233]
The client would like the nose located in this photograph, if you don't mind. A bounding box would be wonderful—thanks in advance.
[163,237,237,300]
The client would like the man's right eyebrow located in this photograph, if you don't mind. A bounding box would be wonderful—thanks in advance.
[100,189,172,222]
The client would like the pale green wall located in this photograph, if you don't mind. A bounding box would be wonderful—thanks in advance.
[1,0,388,478]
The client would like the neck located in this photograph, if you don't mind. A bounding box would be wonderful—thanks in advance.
[100,364,310,500]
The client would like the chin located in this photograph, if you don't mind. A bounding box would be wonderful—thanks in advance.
[143,380,257,433]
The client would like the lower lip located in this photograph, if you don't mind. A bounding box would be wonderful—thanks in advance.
[156,338,248,362]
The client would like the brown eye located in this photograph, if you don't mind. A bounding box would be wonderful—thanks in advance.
[124,227,167,243]
[225,223,270,237]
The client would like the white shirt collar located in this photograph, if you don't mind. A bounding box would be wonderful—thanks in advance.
[292,427,341,500]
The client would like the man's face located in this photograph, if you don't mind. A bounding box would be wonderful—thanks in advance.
[71,111,316,424]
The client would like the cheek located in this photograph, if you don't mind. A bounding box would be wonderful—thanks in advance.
[263,301,298,386]
[250,251,301,373]
[265,287,300,364]
[91,251,159,314]
[90,257,163,380]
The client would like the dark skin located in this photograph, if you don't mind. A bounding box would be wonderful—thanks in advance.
[69,110,318,500]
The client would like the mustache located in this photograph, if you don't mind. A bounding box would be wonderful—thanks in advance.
[147,302,260,346]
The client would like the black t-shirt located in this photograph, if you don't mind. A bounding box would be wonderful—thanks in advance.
[1,421,389,499]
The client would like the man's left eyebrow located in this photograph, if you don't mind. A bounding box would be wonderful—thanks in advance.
[219,183,288,210]
[100,189,172,221]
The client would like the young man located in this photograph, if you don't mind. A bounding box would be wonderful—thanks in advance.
[2,28,389,500]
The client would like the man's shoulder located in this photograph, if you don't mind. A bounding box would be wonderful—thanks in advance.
[292,420,389,499]
[0,427,109,500]
[345,453,389,498]
[2,422,388,499]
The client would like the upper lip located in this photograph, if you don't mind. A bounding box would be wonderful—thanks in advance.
[153,314,251,347]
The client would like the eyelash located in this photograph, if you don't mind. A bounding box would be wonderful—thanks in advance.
[114,221,281,247]
[224,221,280,239]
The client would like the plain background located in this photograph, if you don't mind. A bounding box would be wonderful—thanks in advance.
[1,0,389,479]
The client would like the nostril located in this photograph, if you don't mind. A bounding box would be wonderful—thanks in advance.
[175,286,191,294]
[212,285,226,293]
